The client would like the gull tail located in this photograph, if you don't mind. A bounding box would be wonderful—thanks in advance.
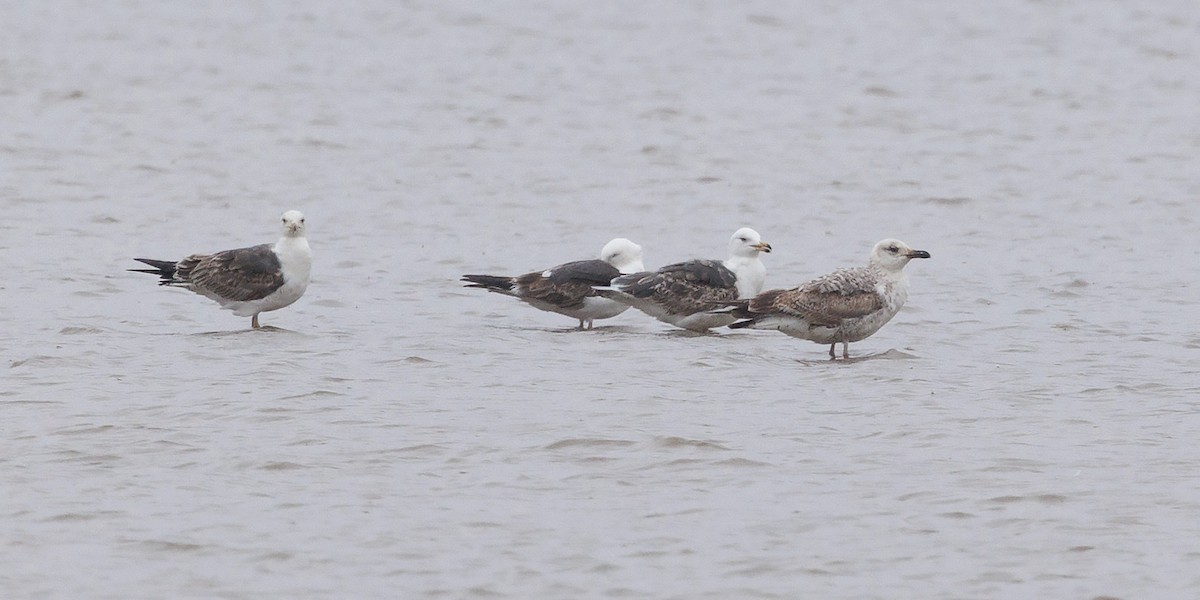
[592,286,634,304]
[727,318,756,329]
[461,274,516,293]
[129,258,180,285]
[706,298,747,314]
[592,271,647,304]
[711,298,756,328]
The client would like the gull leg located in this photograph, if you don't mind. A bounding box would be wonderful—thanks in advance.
[842,342,850,359]
[585,319,594,330]
[252,314,260,329]
[828,344,836,359]
[577,319,585,330]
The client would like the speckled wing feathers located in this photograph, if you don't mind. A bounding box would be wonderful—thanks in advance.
[615,260,739,315]
[514,259,620,310]
[177,244,285,302]
[748,267,884,325]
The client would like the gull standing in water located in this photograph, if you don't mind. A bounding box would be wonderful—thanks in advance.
[130,210,312,329]
[461,238,645,329]
[725,238,929,358]
[595,227,771,332]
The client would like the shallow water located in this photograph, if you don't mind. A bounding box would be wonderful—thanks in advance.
[4,1,1200,598]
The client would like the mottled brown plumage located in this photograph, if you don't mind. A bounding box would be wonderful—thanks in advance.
[464,259,620,312]
[613,260,739,317]
[736,270,885,326]
[461,238,645,329]
[727,238,929,358]
[596,228,771,332]
[129,210,312,329]
[173,244,285,302]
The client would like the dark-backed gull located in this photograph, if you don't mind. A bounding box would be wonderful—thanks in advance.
[461,238,644,330]
[726,238,929,358]
[130,210,312,329]
[595,227,771,332]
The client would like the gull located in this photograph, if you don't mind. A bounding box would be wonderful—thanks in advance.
[461,238,644,329]
[726,238,929,358]
[595,227,771,332]
[130,210,312,329]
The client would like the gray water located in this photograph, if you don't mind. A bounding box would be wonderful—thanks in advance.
[4,1,1200,598]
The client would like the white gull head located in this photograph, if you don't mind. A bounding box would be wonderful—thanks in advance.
[868,238,930,272]
[723,227,771,298]
[599,237,645,274]
[727,227,772,258]
[281,210,306,238]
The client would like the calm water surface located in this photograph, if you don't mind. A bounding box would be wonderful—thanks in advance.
[4,1,1200,598]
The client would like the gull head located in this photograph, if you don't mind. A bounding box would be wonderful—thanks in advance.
[281,210,306,237]
[869,238,930,271]
[600,237,645,274]
[728,227,772,258]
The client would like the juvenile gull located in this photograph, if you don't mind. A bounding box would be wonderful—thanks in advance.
[595,227,771,332]
[461,238,644,330]
[130,210,312,329]
[726,238,929,358]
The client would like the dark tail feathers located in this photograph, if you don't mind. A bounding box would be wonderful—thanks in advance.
[714,298,756,328]
[129,258,178,284]
[461,274,515,292]
[727,317,755,329]
[724,289,790,327]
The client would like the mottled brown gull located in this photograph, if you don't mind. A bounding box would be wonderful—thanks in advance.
[725,238,929,358]
[594,227,772,332]
[130,210,312,329]
[461,238,644,330]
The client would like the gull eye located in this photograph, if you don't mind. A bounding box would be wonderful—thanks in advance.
[888,246,899,253]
